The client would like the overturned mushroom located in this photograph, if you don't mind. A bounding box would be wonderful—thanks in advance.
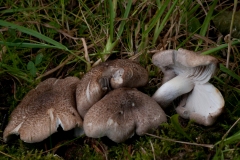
[76,59,148,118]
[83,88,167,143]
[3,77,82,143]
[152,48,224,126]
[176,83,224,126]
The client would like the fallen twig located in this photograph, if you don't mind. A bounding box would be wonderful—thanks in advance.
[0,150,16,159]
[145,133,214,149]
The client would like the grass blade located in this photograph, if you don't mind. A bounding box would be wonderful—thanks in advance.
[170,114,193,141]
[0,41,57,48]
[196,0,218,50]
[214,76,240,93]
[117,0,132,38]
[153,0,179,44]
[220,64,240,82]
[0,62,33,83]
[108,0,116,41]
[201,40,240,55]
[143,0,170,37]
[221,130,240,145]
[0,7,42,14]
[0,20,68,51]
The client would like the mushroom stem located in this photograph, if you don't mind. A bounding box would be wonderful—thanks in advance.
[152,76,194,108]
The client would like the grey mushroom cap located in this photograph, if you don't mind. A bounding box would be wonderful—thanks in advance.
[76,59,149,118]
[3,77,83,143]
[152,48,218,84]
[83,88,167,143]
[152,48,225,126]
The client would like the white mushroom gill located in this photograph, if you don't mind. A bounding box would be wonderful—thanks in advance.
[176,83,224,126]
[172,50,216,84]
[173,63,216,84]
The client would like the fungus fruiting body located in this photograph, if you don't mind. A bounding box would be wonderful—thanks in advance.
[76,59,149,118]
[83,88,167,143]
[152,48,225,126]
[3,77,82,143]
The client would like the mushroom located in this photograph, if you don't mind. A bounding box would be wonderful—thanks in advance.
[83,88,167,143]
[176,83,224,126]
[3,77,83,143]
[76,59,148,118]
[152,48,225,126]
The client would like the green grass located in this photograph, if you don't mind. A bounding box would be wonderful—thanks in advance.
[0,0,240,159]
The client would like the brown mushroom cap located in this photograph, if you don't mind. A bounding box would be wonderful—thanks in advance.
[76,59,148,118]
[76,63,110,118]
[83,88,167,143]
[3,77,83,143]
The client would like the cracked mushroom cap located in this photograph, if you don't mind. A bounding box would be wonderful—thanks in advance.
[83,88,167,143]
[3,77,83,143]
[152,48,218,107]
[76,59,148,118]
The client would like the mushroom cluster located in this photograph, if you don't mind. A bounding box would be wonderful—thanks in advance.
[3,50,225,143]
[3,59,167,143]
[76,59,167,142]
[152,48,225,126]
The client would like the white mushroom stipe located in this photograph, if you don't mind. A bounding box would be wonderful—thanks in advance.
[152,75,194,108]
